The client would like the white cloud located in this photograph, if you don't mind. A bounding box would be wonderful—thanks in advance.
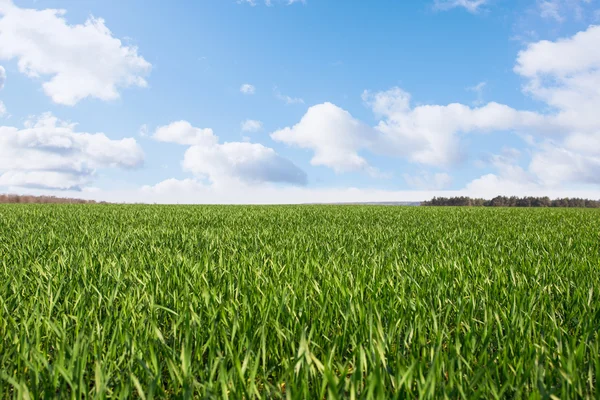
[529,142,600,186]
[466,148,536,194]
[467,142,600,194]
[465,174,540,196]
[240,84,256,95]
[433,0,488,13]
[467,132,600,193]
[515,25,600,132]
[0,0,151,105]
[0,65,5,89]
[272,88,544,176]
[467,137,600,193]
[0,170,90,190]
[153,121,217,146]
[241,119,263,132]
[365,87,545,167]
[183,142,307,186]
[404,172,453,190]
[275,24,600,192]
[515,27,600,81]
[538,0,564,22]
[0,113,144,190]
[504,25,600,188]
[530,0,597,24]
[0,100,5,117]
[274,87,304,104]
[153,121,306,186]
[271,102,373,173]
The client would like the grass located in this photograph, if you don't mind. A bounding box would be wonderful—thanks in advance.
[0,205,599,398]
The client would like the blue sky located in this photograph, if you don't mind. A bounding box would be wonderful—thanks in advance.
[0,0,599,203]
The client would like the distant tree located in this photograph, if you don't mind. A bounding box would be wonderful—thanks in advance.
[489,196,506,207]
[422,196,600,208]
[0,194,101,204]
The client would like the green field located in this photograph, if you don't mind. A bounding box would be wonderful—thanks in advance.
[1,205,599,398]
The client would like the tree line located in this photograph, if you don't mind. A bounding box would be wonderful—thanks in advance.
[422,196,600,208]
[0,194,103,204]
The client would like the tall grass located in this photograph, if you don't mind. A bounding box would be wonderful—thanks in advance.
[0,205,598,398]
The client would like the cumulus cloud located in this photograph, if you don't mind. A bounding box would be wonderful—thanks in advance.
[271,102,373,173]
[365,88,545,167]
[0,171,90,191]
[468,138,600,192]
[464,144,597,196]
[272,25,600,192]
[466,148,537,194]
[0,113,144,190]
[433,0,488,13]
[241,119,263,132]
[183,142,307,186]
[272,89,543,175]
[465,174,540,196]
[489,24,600,189]
[153,121,217,146]
[240,84,255,95]
[515,25,600,133]
[153,121,307,186]
[0,0,151,105]
[529,142,600,186]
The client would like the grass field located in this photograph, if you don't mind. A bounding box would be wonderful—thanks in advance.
[1,205,599,398]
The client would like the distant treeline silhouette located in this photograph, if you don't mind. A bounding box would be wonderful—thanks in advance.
[0,194,103,204]
[422,196,600,208]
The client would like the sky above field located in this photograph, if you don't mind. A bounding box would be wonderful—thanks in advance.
[0,0,599,203]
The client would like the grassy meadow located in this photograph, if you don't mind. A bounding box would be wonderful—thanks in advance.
[0,205,599,398]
